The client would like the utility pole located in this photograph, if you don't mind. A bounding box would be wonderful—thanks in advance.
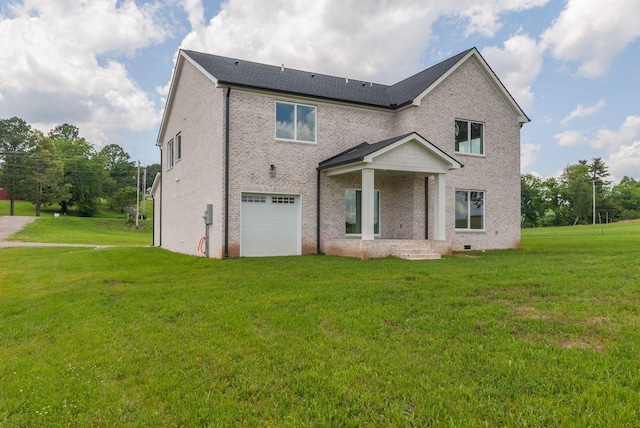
[136,161,140,227]
[142,167,147,217]
[592,179,596,225]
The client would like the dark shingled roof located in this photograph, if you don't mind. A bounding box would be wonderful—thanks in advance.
[318,133,415,170]
[318,132,464,171]
[182,48,474,109]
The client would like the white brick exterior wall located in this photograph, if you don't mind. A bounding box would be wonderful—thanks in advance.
[157,54,523,257]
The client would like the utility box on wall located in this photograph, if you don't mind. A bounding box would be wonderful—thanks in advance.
[203,204,213,225]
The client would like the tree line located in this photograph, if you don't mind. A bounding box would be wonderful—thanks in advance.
[521,157,640,227]
[0,117,160,217]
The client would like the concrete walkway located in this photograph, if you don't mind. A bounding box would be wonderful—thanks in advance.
[0,216,110,249]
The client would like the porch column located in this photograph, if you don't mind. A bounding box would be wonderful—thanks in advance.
[433,173,447,240]
[361,168,375,240]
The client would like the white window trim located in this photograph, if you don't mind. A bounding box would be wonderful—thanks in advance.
[455,119,485,156]
[345,188,381,237]
[455,189,486,232]
[176,132,182,162]
[275,101,317,144]
[167,138,174,169]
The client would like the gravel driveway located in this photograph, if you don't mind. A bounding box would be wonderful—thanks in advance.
[0,216,37,241]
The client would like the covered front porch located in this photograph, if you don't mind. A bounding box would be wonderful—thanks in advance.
[317,132,462,260]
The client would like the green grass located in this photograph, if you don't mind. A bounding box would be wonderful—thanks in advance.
[5,216,152,246]
[1,222,639,426]
[0,197,153,219]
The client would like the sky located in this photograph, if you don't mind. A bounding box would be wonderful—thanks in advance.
[0,0,639,181]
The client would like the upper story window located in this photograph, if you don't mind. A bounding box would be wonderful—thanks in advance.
[455,190,485,230]
[167,138,174,168]
[455,120,484,155]
[275,101,317,143]
[176,132,182,161]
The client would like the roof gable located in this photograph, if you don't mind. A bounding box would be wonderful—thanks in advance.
[319,132,462,174]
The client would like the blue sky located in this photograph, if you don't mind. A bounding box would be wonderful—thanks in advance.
[1,0,639,181]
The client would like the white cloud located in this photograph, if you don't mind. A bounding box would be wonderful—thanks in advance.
[481,34,544,110]
[560,100,606,127]
[541,0,640,78]
[459,0,549,38]
[179,0,551,85]
[607,141,640,181]
[181,0,444,84]
[554,117,640,180]
[554,130,584,147]
[0,0,166,148]
[521,142,541,169]
[590,116,640,151]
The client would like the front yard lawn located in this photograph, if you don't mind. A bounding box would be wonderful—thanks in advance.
[1,222,639,426]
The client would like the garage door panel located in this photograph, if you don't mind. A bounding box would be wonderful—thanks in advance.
[241,193,300,257]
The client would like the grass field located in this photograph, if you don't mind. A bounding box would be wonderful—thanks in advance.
[0,198,153,219]
[5,216,152,246]
[1,222,639,426]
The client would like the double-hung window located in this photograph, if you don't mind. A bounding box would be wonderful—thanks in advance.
[275,101,317,143]
[345,189,380,235]
[167,139,174,168]
[455,120,484,155]
[455,190,485,230]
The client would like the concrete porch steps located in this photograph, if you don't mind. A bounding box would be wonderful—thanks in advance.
[391,242,441,260]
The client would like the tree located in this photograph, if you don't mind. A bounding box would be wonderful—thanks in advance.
[99,144,136,209]
[112,186,138,213]
[145,163,161,188]
[53,132,107,217]
[609,176,640,220]
[521,174,545,227]
[0,117,36,215]
[559,161,592,225]
[588,157,612,222]
[48,123,80,142]
[24,132,71,216]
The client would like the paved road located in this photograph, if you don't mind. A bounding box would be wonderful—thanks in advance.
[0,216,110,249]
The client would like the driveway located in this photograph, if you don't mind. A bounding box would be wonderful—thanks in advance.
[0,216,37,241]
[0,216,110,249]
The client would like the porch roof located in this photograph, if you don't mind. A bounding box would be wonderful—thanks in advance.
[318,132,463,175]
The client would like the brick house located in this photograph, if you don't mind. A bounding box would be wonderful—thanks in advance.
[153,47,529,259]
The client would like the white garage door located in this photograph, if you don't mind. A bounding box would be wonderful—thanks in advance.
[240,193,301,257]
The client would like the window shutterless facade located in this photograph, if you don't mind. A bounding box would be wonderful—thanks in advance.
[455,120,484,155]
[275,101,317,143]
[345,189,380,235]
[455,190,485,230]
[167,139,174,168]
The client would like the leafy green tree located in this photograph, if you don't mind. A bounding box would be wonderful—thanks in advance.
[112,186,138,213]
[559,161,592,225]
[99,144,135,209]
[609,176,640,220]
[0,117,36,215]
[48,123,80,141]
[145,163,161,188]
[521,174,545,227]
[588,157,612,222]
[539,177,572,226]
[24,132,71,216]
[51,127,107,216]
